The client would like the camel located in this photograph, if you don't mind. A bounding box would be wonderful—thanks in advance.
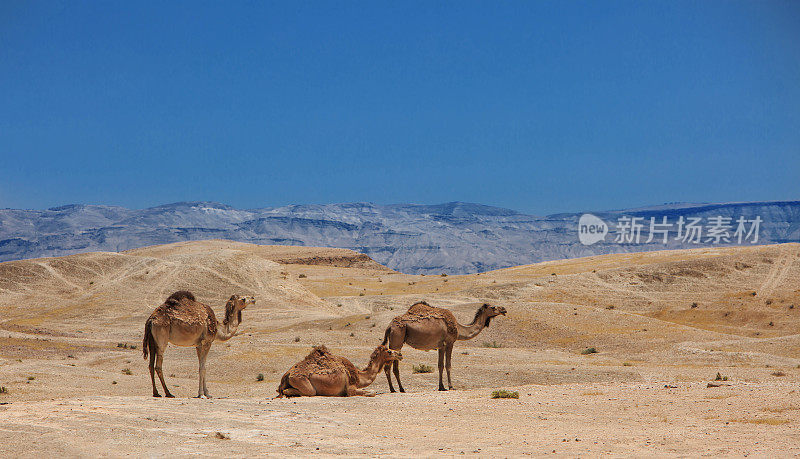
[382,301,507,392]
[275,344,402,397]
[142,291,255,398]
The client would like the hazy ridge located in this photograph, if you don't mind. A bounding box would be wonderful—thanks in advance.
[1,200,798,274]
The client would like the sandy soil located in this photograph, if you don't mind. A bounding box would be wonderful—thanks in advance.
[1,240,799,456]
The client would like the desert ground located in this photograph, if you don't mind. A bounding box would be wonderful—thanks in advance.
[1,239,799,456]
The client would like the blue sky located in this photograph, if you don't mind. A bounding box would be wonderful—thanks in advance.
[1,1,798,215]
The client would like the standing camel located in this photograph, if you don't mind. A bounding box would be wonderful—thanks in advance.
[275,344,402,397]
[382,301,506,392]
[142,291,255,398]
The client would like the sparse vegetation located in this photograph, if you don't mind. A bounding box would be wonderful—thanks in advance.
[714,372,729,381]
[298,274,307,278]
[622,362,633,366]
[771,371,786,377]
[122,368,133,375]
[294,336,301,342]
[482,341,502,348]
[0,386,7,394]
[581,347,598,355]
[691,302,698,308]
[491,389,519,399]
[112,381,117,385]
[256,373,264,382]
[27,376,35,381]
[412,364,433,373]
[359,292,365,296]
[441,273,447,277]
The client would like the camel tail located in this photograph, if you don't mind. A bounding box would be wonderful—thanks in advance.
[381,326,391,346]
[142,319,153,360]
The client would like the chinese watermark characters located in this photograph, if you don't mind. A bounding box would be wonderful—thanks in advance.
[579,214,762,246]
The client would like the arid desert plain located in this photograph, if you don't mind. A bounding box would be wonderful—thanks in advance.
[0,240,798,456]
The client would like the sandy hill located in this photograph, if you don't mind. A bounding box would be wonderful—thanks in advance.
[0,240,389,341]
[1,241,798,456]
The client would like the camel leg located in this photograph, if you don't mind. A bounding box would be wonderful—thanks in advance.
[148,346,160,397]
[284,376,316,397]
[155,352,174,398]
[384,328,406,393]
[445,343,454,390]
[384,362,396,393]
[437,347,446,391]
[347,385,376,397]
[392,359,405,393]
[196,344,212,399]
[281,388,305,397]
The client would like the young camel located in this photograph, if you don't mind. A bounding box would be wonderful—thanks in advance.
[142,291,255,398]
[275,345,402,397]
[382,301,506,392]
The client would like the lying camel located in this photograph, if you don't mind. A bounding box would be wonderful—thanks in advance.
[382,301,507,392]
[143,291,255,398]
[276,345,402,397]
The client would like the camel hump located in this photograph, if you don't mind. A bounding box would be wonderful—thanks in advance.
[308,345,331,359]
[403,301,458,336]
[165,290,196,304]
[406,300,430,312]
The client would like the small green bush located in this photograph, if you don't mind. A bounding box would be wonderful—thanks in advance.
[298,274,307,278]
[714,372,729,381]
[581,347,598,355]
[491,389,519,399]
[0,386,7,394]
[412,364,433,374]
[27,376,35,381]
[482,341,502,348]
[256,373,264,382]
[122,368,133,375]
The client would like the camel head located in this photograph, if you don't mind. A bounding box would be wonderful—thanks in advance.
[223,295,256,324]
[477,303,507,328]
[372,345,403,369]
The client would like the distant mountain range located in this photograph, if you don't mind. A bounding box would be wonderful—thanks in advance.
[1,200,798,274]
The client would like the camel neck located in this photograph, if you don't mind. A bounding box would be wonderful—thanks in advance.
[216,312,240,341]
[456,311,488,340]
[357,355,386,388]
